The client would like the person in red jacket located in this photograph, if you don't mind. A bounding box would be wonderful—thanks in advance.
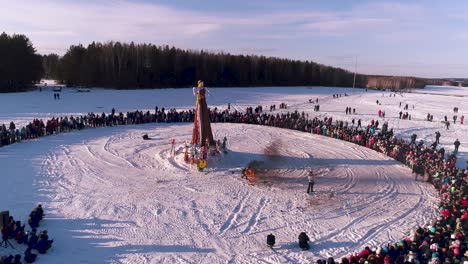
[358,246,371,259]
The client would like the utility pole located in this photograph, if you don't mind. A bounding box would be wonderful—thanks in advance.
[352,56,357,90]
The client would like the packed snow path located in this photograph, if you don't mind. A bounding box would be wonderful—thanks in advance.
[13,123,437,263]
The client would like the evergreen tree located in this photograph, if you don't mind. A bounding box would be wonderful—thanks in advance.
[0,32,43,92]
[42,53,59,79]
[55,41,366,89]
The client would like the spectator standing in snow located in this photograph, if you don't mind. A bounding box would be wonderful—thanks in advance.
[298,232,310,250]
[171,138,176,156]
[454,139,460,153]
[266,234,275,248]
[307,170,315,193]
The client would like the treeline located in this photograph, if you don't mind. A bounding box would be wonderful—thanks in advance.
[1,31,454,92]
[366,76,451,90]
[51,41,366,89]
[42,53,60,79]
[0,32,43,92]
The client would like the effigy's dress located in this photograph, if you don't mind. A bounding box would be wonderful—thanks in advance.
[191,88,215,148]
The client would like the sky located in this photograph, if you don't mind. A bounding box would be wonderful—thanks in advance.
[1,0,467,78]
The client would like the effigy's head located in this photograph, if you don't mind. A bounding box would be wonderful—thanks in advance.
[198,80,204,88]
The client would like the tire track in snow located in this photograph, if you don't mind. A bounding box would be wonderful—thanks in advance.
[103,136,138,168]
[242,197,268,234]
[34,123,438,263]
[219,192,252,235]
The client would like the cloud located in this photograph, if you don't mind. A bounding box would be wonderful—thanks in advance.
[303,18,391,36]
[0,0,422,47]
[0,0,350,54]
[1,0,467,77]
[214,1,431,40]
[238,47,278,54]
[326,55,356,61]
[0,0,435,50]
[0,0,222,52]
[25,30,77,37]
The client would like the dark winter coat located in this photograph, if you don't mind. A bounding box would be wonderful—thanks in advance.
[24,248,38,263]
[1,226,8,239]
[28,233,38,248]
[35,238,49,254]
[267,234,275,247]
[3,255,14,264]
[13,254,22,264]
[298,232,310,249]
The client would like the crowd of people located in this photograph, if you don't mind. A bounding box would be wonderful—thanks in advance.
[0,101,466,263]
[1,205,52,263]
[333,93,348,99]
[312,163,468,263]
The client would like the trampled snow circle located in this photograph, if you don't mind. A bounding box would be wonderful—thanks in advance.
[35,122,438,263]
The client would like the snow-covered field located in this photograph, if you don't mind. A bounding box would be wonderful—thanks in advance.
[412,85,468,97]
[0,85,466,263]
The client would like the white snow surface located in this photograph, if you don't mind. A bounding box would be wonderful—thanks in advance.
[414,85,468,97]
[0,85,466,263]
